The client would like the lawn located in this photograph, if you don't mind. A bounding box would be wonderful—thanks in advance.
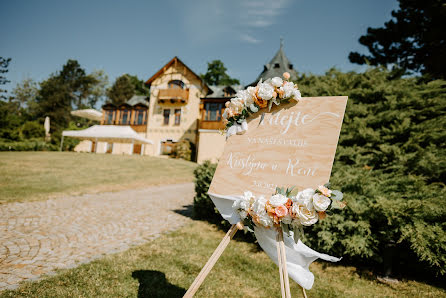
[0,152,196,204]
[1,220,444,297]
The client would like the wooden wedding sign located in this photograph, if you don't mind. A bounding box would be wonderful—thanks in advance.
[185,96,348,298]
[209,96,348,197]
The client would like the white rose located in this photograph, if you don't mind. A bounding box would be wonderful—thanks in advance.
[247,86,256,97]
[292,88,301,100]
[294,205,318,226]
[229,98,244,114]
[257,82,274,100]
[269,194,288,207]
[312,194,331,212]
[258,210,273,228]
[239,191,254,211]
[251,196,267,215]
[280,81,295,98]
[293,188,315,210]
[271,77,283,87]
[236,90,254,106]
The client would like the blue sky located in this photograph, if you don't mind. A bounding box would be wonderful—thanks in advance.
[2,0,399,93]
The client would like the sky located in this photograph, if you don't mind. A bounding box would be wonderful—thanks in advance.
[1,0,399,94]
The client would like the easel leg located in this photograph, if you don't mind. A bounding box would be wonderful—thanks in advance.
[276,227,292,298]
[277,227,308,298]
[276,230,286,298]
[183,223,243,297]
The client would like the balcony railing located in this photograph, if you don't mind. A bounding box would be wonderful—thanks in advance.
[158,88,189,104]
[199,120,226,130]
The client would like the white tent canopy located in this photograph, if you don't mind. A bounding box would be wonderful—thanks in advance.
[71,109,103,121]
[61,125,153,151]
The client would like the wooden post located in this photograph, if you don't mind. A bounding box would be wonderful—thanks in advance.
[183,223,243,297]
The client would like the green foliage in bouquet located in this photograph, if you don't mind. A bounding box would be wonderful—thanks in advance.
[297,67,446,277]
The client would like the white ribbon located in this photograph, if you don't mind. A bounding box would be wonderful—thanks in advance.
[226,120,248,138]
[208,192,341,290]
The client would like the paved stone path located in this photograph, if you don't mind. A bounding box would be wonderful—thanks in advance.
[0,183,194,291]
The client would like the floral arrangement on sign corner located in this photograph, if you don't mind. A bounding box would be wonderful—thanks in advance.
[222,72,301,136]
[232,184,346,243]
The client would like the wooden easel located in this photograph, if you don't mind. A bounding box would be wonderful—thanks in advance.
[183,223,308,298]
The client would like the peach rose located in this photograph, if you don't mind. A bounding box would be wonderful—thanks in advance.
[275,205,288,218]
[283,72,291,80]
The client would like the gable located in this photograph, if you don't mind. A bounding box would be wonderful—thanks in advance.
[145,57,209,92]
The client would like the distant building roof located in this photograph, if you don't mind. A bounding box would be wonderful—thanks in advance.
[126,95,149,106]
[205,85,244,98]
[249,41,298,86]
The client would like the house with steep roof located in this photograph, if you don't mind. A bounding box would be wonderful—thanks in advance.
[70,44,298,162]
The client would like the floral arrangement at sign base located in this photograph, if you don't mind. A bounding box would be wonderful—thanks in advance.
[222,72,302,137]
[232,184,346,243]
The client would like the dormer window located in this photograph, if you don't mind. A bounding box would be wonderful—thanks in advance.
[274,63,280,68]
[168,80,185,89]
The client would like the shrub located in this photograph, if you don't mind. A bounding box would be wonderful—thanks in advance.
[192,161,222,222]
[0,139,58,151]
[298,68,446,278]
[171,140,192,161]
[193,67,445,279]
[22,121,44,139]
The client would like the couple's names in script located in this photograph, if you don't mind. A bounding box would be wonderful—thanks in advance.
[226,152,317,177]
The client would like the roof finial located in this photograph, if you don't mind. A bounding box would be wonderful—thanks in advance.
[280,36,284,49]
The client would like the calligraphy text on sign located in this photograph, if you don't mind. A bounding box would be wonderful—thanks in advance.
[208,96,348,197]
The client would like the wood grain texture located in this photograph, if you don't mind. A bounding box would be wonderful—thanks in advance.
[209,96,348,197]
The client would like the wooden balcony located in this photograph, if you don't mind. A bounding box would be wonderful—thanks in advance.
[158,88,189,105]
[199,120,226,130]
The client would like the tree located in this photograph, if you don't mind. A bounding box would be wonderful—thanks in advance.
[0,57,11,100]
[88,70,108,108]
[106,75,135,105]
[12,78,39,109]
[200,60,240,86]
[349,0,446,80]
[127,74,149,96]
[35,59,103,138]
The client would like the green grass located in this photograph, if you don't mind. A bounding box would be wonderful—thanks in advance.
[0,152,196,204]
[2,221,444,297]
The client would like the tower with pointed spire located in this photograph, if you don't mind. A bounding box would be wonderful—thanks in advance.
[249,39,298,86]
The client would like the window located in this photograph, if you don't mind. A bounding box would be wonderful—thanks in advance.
[121,109,130,125]
[106,110,114,124]
[163,109,170,125]
[274,63,280,68]
[289,64,293,70]
[168,80,185,89]
[174,109,181,125]
[134,110,146,125]
[204,102,223,121]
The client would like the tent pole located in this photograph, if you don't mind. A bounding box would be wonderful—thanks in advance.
[59,136,64,152]
[95,138,98,153]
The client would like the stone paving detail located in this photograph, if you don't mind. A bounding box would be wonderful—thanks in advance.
[0,183,195,291]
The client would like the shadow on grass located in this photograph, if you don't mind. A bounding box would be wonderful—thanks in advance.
[132,270,186,298]
[173,204,262,253]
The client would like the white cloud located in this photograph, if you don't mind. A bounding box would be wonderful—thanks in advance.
[239,33,261,44]
[180,0,292,44]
